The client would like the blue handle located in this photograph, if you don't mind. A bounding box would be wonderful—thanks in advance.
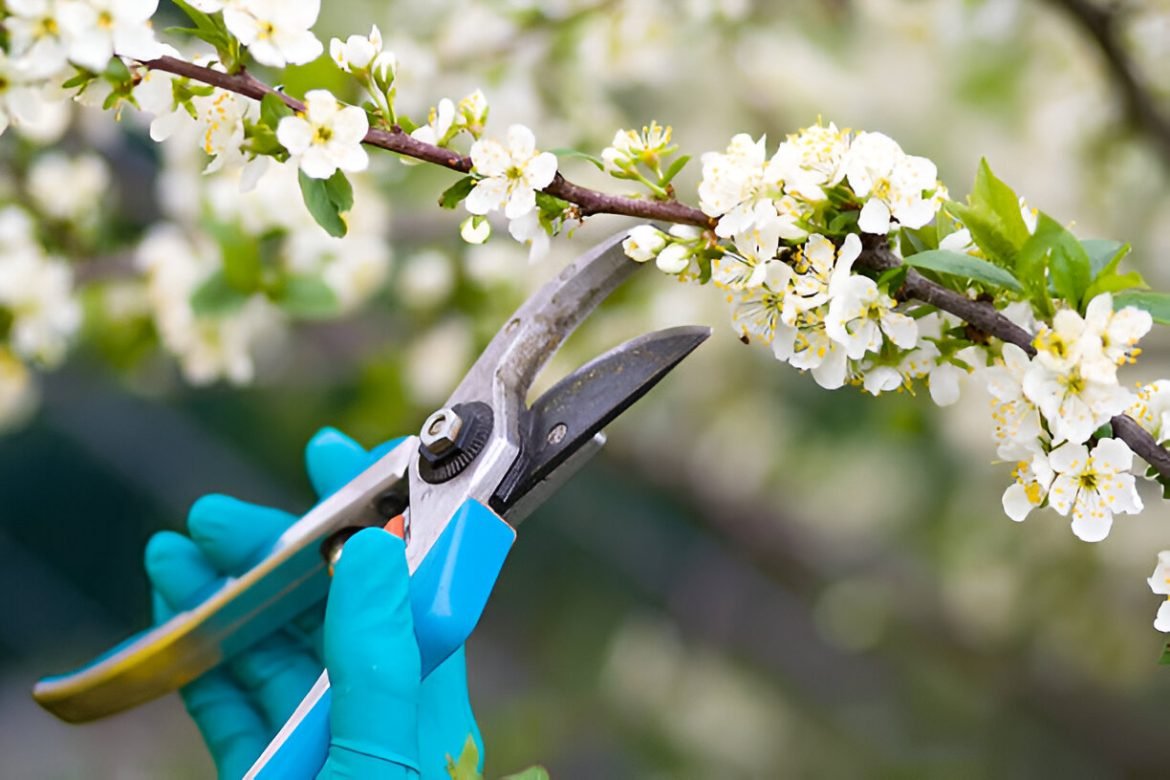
[246,499,515,779]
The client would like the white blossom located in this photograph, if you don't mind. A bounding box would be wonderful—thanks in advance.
[277,90,369,179]
[602,121,673,174]
[460,216,491,244]
[410,98,455,147]
[1045,438,1142,542]
[223,0,323,69]
[0,225,81,366]
[466,124,557,220]
[655,242,692,274]
[623,225,667,263]
[0,50,49,135]
[841,131,942,235]
[712,202,784,290]
[1002,450,1055,523]
[6,0,72,78]
[824,235,918,358]
[330,25,383,73]
[1021,360,1132,446]
[1081,293,1152,380]
[698,133,768,237]
[765,121,850,202]
[986,343,1044,459]
[1129,380,1170,444]
[1147,551,1170,632]
[506,209,550,263]
[730,260,792,344]
[57,0,163,72]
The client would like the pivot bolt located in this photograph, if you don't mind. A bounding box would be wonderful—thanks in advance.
[420,408,464,456]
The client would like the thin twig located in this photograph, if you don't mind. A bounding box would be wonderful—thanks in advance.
[136,55,1170,478]
[1045,0,1170,167]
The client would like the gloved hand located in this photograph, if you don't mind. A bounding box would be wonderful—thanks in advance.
[144,427,483,779]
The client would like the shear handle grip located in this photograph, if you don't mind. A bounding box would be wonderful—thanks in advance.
[247,498,515,779]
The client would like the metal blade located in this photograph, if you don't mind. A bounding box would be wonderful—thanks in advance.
[491,325,710,514]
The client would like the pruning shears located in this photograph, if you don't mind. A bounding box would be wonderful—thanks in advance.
[32,231,710,778]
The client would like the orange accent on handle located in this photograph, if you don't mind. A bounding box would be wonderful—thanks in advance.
[384,514,405,539]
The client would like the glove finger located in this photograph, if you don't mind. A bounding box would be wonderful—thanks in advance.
[144,532,269,773]
[227,630,322,731]
[418,647,483,778]
[144,530,224,610]
[305,427,370,498]
[325,528,421,773]
[183,671,271,780]
[187,494,298,576]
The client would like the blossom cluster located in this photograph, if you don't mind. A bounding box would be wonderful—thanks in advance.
[994,296,1152,540]
[0,206,82,425]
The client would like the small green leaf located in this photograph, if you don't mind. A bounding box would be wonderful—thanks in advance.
[276,275,339,319]
[298,170,351,237]
[1083,239,1145,300]
[1159,639,1170,665]
[970,158,1031,250]
[877,264,909,294]
[1082,239,1129,278]
[324,170,354,212]
[439,176,476,210]
[659,154,691,185]
[550,148,605,172]
[446,735,482,780]
[1114,291,1170,325]
[1031,214,1092,310]
[901,249,1023,293]
[260,92,295,128]
[826,209,859,235]
[191,271,250,316]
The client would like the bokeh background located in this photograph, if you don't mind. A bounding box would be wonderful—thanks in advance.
[4,0,1170,777]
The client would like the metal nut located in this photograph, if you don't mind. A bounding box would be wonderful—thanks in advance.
[420,408,464,456]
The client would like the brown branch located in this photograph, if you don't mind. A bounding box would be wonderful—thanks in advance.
[1045,0,1170,167]
[142,56,716,228]
[137,55,1170,479]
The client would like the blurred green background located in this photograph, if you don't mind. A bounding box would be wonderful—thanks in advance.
[5,0,1170,777]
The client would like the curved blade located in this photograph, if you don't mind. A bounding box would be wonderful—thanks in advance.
[492,325,710,514]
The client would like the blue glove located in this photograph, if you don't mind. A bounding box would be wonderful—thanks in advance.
[144,428,483,779]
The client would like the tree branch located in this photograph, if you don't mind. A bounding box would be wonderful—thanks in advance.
[1045,0,1170,167]
[137,55,1170,479]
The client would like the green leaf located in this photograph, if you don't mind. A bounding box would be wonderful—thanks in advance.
[260,92,295,128]
[945,201,1018,270]
[276,275,339,319]
[1082,239,1129,278]
[1159,639,1170,666]
[901,249,1023,293]
[549,148,605,172]
[438,176,476,210]
[324,171,354,212]
[501,768,551,780]
[1113,291,1170,325]
[298,170,351,237]
[190,271,250,316]
[1082,239,1145,300]
[826,209,859,235]
[446,735,482,780]
[659,154,691,185]
[877,264,909,294]
[969,158,1031,250]
[1033,214,1092,310]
